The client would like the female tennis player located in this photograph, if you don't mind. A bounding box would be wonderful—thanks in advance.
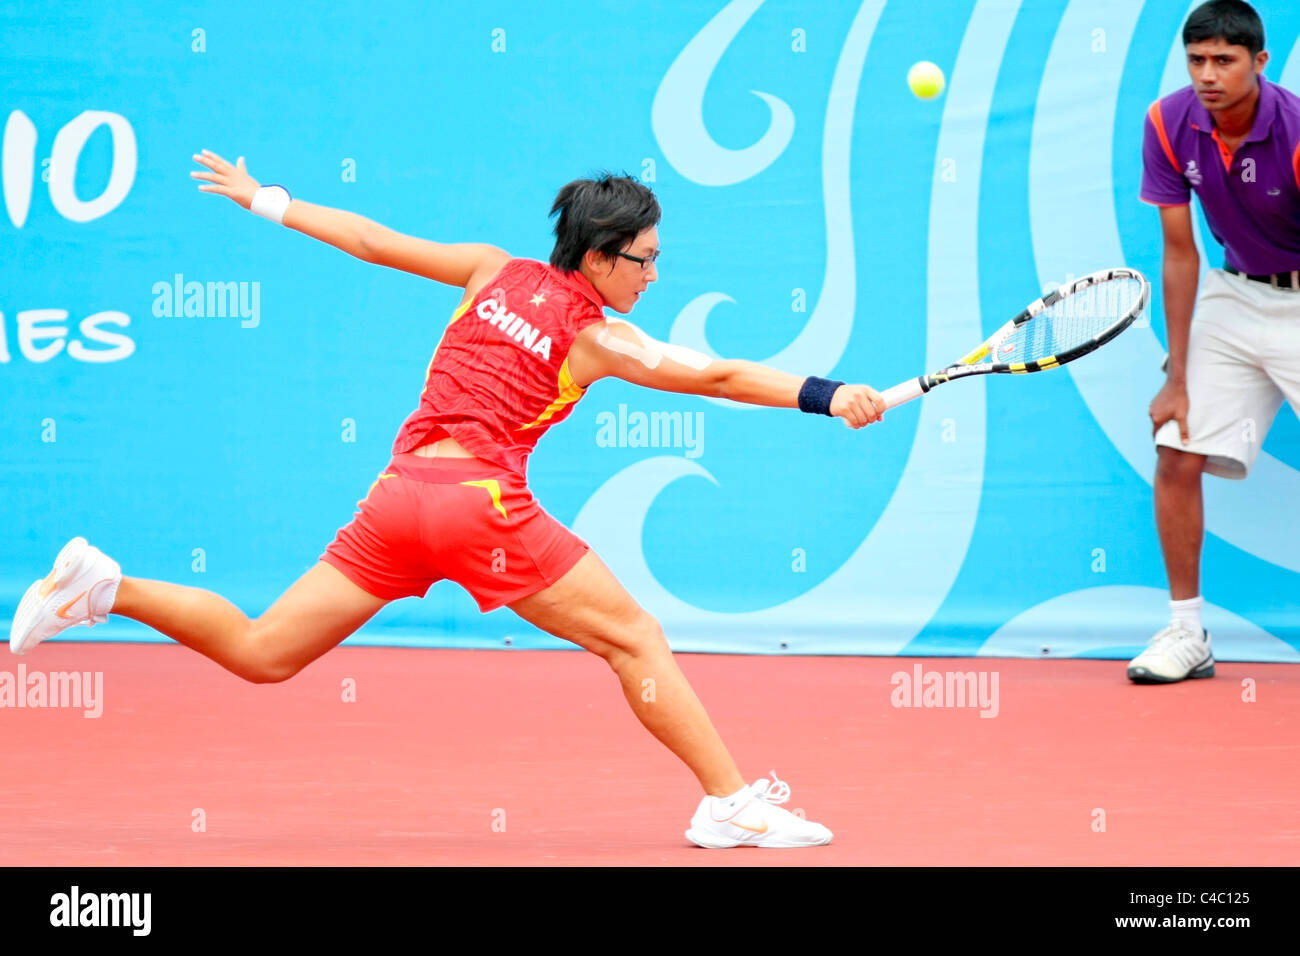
[10,151,886,848]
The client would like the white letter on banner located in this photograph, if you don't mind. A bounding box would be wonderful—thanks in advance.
[48,111,137,223]
[3,110,37,227]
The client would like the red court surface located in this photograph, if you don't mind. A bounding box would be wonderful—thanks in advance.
[1,644,1296,866]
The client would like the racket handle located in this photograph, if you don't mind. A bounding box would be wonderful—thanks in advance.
[879,377,925,409]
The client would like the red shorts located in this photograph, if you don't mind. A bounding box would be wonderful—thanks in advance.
[321,453,590,611]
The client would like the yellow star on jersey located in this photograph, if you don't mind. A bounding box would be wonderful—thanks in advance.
[530,293,546,307]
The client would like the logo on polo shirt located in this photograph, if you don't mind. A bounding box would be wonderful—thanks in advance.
[476,297,553,360]
[1184,159,1203,186]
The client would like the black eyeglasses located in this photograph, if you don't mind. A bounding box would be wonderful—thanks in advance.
[615,250,660,271]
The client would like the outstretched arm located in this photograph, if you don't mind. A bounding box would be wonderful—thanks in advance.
[568,319,885,428]
[191,149,510,290]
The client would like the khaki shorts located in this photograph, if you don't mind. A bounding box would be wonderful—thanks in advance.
[1155,268,1300,479]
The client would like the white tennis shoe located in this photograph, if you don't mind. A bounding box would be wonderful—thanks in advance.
[685,771,832,848]
[9,537,121,656]
[1127,621,1214,683]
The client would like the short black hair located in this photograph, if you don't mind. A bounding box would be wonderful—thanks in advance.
[1183,0,1265,58]
[549,173,660,273]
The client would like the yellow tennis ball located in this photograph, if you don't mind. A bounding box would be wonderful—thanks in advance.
[908,61,945,100]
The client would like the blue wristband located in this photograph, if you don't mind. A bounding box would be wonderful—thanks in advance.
[798,376,844,416]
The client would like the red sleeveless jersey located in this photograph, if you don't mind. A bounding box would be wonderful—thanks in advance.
[392,259,607,477]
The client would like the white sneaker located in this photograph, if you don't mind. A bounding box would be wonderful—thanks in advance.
[9,537,121,656]
[685,771,832,848]
[1127,621,1214,683]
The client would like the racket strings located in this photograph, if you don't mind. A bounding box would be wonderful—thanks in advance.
[1000,277,1143,364]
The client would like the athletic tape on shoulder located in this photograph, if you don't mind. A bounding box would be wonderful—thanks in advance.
[597,320,712,371]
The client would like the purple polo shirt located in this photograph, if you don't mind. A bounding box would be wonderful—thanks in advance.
[1141,75,1300,274]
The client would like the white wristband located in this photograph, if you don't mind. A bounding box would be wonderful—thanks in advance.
[250,184,292,224]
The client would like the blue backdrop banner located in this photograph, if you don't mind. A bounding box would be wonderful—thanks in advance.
[3,0,1298,660]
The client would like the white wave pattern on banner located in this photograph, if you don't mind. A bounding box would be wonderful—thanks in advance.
[1158,1,1213,283]
[663,0,884,394]
[977,585,1300,662]
[1157,2,1201,94]
[1030,0,1300,574]
[1282,30,1300,92]
[651,0,794,187]
[575,0,1020,651]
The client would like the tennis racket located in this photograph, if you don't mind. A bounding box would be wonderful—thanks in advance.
[879,267,1150,409]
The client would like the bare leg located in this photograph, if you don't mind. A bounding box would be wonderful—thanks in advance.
[1154,445,1207,601]
[111,562,389,682]
[509,551,745,797]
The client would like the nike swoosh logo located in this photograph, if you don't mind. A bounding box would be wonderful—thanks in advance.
[56,590,89,619]
[37,568,60,599]
[712,800,770,833]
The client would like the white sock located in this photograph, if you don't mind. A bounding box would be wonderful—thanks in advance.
[714,784,749,807]
[1170,596,1203,634]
